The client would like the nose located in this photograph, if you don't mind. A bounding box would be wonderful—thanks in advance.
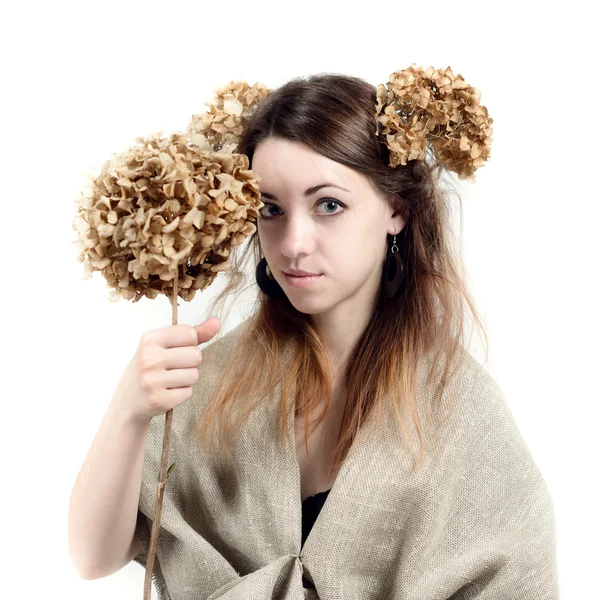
[279,216,316,259]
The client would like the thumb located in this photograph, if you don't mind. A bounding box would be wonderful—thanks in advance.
[195,316,221,344]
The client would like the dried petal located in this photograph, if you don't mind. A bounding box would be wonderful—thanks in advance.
[187,80,274,154]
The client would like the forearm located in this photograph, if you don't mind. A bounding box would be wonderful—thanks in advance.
[68,399,151,579]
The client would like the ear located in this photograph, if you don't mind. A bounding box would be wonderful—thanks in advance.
[386,200,408,236]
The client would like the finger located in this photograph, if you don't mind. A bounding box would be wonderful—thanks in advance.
[194,317,221,345]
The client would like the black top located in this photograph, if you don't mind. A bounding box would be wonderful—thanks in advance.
[301,489,331,589]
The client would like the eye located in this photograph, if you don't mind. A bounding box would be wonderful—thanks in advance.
[315,199,345,215]
[257,202,283,219]
[258,199,346,221]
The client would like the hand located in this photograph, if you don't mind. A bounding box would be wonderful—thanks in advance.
[111,317,221,424]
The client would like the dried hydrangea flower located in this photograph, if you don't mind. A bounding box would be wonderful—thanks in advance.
[375,65,493,181]
[72,131,263,303]
[187,80,274,153]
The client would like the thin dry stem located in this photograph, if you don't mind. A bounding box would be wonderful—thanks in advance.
[143,270,178,600]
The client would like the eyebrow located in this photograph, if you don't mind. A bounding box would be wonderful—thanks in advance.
[259,183,349,201]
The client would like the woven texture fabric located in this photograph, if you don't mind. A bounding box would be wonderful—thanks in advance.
[133,320,559,599]
[302,491,331,590]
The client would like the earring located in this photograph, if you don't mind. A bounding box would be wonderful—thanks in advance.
[256,257,287,299]
[383,232,404,299]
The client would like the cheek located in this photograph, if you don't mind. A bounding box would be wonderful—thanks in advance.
[335,230,384,272]
[326,238,363,274]
[257,226,276,253]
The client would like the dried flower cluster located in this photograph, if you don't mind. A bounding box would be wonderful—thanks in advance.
[186,80,274,153]
[375,65,493,181]
[72,132,263,303]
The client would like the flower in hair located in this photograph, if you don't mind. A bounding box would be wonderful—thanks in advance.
[375,65,493,180]
[187,80,274,154]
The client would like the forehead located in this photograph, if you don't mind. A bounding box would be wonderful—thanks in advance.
[251,138,358,192]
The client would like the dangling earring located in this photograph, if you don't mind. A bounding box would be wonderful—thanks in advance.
[383,232,404,299]
[256,257,287,299]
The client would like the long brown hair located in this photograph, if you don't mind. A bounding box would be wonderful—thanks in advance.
[193,73,489,475]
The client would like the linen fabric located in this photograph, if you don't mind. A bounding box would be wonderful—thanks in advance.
[132,320,559,599]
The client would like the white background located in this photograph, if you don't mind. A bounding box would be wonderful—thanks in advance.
[1,0,596,598]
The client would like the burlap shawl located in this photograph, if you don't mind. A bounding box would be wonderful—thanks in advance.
[133,320,559,599]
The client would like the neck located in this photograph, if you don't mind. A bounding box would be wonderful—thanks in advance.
[310,299,376,380]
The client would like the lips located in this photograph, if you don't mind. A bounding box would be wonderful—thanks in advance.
[283,272,323,287]
[283,269,321,277]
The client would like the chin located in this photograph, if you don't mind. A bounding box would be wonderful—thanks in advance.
[284,296,329,316]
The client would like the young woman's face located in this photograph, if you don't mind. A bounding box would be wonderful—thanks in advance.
[252,137,405,317]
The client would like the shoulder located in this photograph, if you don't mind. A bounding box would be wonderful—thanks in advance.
[420,349,547,480]
[416,348,516,444]
[451,351,515,432]
[447,353,556,521]
[451,350,508,416]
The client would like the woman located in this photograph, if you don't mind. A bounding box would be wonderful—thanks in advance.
[72,70,559,599]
